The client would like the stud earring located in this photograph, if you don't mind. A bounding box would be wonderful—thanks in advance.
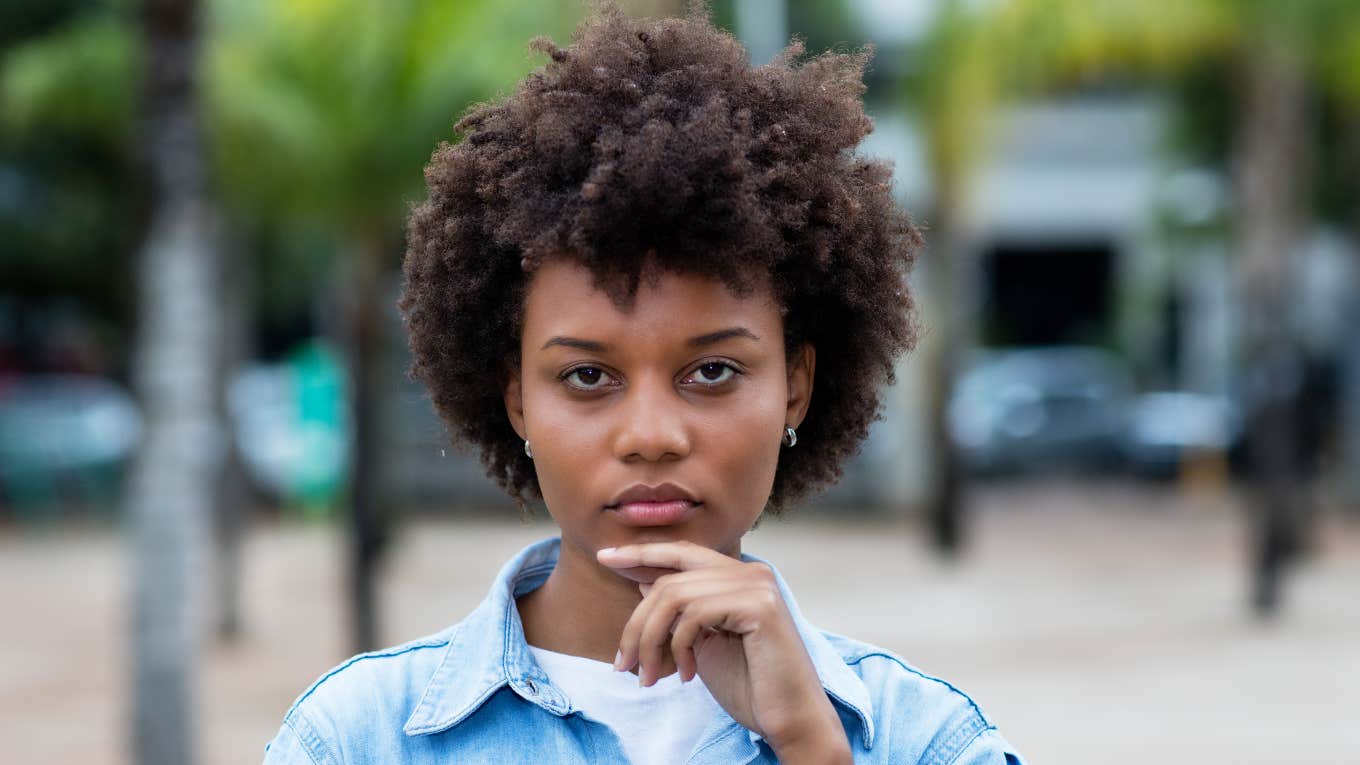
[782,425,797,447]
[524,440,533,459]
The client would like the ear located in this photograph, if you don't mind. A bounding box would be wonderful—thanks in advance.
[785,343,815,429]
[501,361,527,441]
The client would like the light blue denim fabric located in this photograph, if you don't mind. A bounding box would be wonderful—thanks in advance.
[263,536,1025,764]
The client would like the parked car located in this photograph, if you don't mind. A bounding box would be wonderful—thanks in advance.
[948,346,1133,474]
[1120,391,1241,477]
[0,374,142,516]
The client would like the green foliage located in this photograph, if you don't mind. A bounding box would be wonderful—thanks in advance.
[915,2,997,206]
[0,0,96,48]
[0,0,587,322]
[1320,14,1360,107]
[207,0,582,243]
[0,3,138,324]
[705,0,864,59]
[913,0,1360,209]
[0,0,584,232]
[786,0,864,55]
[0,10,138,146]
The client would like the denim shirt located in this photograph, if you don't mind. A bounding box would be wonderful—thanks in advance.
[263,537,1024,764]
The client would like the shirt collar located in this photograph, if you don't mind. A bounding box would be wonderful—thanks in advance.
[403,536,877,749]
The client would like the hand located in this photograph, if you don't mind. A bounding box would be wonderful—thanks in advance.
[596,541,850,761]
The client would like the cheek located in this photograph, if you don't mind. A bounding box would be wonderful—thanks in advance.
[698,391,785,505]
[524,398,607,498]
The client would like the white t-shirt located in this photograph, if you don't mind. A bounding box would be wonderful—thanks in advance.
[527,645,724,765]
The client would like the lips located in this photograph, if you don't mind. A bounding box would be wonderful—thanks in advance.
[606,482,701,527]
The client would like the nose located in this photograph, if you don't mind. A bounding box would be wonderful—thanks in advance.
[611,372,691,463]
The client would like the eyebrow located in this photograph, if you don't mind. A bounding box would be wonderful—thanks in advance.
[540,326,760,352]
[688,327,760,347]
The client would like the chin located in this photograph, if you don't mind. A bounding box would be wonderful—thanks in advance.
[624,527,695,545]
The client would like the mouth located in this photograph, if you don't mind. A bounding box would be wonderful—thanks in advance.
[608,499,700,527]
[605,482,702,527]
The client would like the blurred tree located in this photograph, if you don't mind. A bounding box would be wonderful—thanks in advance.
[0,4,140,366]
[126,1,221,763]
[4,0,582,653]
[705,0,859,54]
[912,3,994,556]
[621,0,687,17]
[207,0,580,651]
[2,0,262,651]
[914,0,1360,610]
[785,0,861,55]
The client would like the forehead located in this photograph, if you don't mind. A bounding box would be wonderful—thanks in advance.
[521,258,782,346]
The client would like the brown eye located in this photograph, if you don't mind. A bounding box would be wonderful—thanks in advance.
[563,366,614,390]
[688,361,738,387]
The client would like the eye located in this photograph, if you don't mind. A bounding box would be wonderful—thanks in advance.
[562,366,617,391]
[684,360,740,387]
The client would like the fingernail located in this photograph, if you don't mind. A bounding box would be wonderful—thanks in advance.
[612,650,623,671]
[598,547,616,556]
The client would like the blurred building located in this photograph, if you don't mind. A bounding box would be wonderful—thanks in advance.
[820,0,1358,507]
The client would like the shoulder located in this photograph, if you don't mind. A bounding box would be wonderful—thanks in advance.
[263,627,457,765]
[819,631,1025,765]
[283,627,455,723]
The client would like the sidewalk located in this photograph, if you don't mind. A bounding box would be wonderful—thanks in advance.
[3,479,1357,764]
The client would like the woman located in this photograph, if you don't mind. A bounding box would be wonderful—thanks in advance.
[264,4,1024,763]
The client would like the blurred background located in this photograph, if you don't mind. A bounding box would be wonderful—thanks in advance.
[2,0,1358,763]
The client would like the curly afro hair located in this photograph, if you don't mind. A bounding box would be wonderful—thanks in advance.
[400,1,922,513]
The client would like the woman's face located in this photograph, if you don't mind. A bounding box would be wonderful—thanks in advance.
[502,257,814,569]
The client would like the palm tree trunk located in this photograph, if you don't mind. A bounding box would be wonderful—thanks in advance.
[924,208,969,555]
[1234,33,1311,617]
[128,0,221,762]
[213,226,253,642]
[1344,114,1360,510]
[346,237,391,652]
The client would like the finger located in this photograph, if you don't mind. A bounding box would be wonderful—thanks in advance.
[608,564,681,586]
[672,578,788,672]
[614,572,667,676]
[634,577,715,685]
[673,621,726,683]
[674,636,697,683]
[614,568,756,677]
[669,595,751,680]
[636,600,681,687]
[637,566,729,597]
[670,613,712,682]
[629,576,735,685]
[597,541,735,573]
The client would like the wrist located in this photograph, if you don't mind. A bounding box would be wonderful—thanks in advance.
[765,703,852,765]
[769,728,852,765]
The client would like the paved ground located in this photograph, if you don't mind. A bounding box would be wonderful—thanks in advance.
[3,479,1358,764]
